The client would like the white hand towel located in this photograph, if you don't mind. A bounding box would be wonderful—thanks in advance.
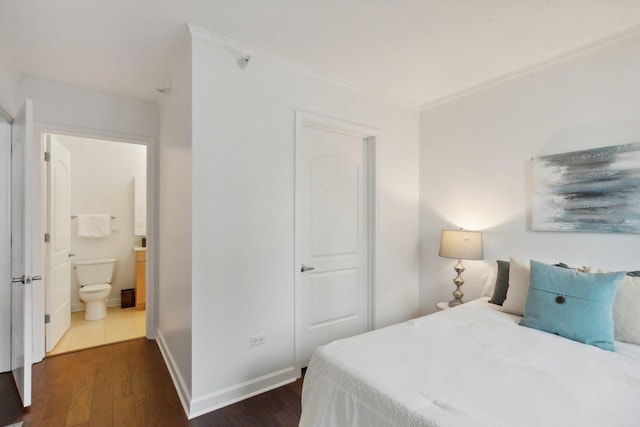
[77,214,112,238]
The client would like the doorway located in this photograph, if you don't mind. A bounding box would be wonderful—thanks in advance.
[294,112,377,370]
[43,133,148,355]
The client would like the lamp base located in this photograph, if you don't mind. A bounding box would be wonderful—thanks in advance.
[448,259,465,307]
[448,299,463,307]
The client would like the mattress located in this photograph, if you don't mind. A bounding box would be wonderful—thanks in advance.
[300,297,640,427]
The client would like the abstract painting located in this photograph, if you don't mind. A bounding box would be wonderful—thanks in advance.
[531,143,640,233]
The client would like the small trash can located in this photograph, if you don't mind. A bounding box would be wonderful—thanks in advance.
[121,288,135,308]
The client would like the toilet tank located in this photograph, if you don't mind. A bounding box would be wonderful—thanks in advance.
[74,258,117,286]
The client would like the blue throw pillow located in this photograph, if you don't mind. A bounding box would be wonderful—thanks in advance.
[520,260,624,351]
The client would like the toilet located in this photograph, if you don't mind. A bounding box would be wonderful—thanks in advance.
[75,258,117,320]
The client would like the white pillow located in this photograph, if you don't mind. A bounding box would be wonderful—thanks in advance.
[501,257,530,316]
[481,264,498,297]
[613,275,640,345]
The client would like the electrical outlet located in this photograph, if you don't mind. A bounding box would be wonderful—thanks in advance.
[250,334,266,347]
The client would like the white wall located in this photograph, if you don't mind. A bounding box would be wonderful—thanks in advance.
[188,30,419,415]
[21,78,157,140]
[419,35,640,314]
[0,48,19,117]
[54,134,146,310]
[157,36,193,407]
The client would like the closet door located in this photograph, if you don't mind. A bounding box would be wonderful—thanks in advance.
[295,112,375,369]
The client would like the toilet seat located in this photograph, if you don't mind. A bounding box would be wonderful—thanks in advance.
[80,284,111,294]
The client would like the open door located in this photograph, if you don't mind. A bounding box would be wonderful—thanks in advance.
[45,135,71,352]
[11,99,36,407]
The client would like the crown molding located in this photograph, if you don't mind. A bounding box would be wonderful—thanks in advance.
[156,24,191,99]
[187,24,419,111]
[0,42,22,117]
[420,24,640,112]
[0,42,22,84]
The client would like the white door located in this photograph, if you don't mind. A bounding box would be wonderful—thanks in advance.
[295,113,375,368]
[11,99,35,407]
[45,135,71,352]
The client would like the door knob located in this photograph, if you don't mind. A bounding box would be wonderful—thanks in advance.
[300,264,315,272]
[12,275,41,284]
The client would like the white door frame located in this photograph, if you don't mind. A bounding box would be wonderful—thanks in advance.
[32,123,157,362]
[294,111,378,374]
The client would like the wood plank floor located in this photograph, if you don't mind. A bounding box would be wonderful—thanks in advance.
[0,338,303,426]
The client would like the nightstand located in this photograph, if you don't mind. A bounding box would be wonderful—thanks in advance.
[436,301,452,311]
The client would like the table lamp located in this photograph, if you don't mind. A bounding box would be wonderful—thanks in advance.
[439,229,484,307]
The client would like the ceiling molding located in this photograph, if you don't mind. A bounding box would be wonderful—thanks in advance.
[187,24,420,111]
[0,41,22,117]
[420,24,640,112]
[0,41,22,84]
[0,103,12,122]
[156,25,191,99]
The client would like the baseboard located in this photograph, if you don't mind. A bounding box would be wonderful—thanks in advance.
[156,331,296,420]
[155,330,192,418]
[188,366,297,419]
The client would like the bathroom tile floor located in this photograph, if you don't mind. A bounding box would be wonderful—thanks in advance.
[47,307,146,356]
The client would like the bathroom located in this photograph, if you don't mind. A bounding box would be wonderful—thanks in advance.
[46,133,147,355]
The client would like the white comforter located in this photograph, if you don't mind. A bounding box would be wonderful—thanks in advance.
[300,298,640,427]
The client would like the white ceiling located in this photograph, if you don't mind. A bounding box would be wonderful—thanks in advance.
[1,1,640,107]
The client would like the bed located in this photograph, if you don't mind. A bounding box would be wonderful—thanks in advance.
[299,294,640,426]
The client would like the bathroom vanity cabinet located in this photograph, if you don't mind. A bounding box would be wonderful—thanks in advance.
[134,247,146,310]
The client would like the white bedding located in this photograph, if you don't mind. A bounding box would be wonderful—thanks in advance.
[300,297,640,427]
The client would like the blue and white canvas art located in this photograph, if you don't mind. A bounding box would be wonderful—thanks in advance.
[531,143,640,233]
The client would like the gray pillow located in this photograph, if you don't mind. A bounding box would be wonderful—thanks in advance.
[489,260,510,306]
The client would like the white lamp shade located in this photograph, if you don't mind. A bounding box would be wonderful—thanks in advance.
[439,230,484,260]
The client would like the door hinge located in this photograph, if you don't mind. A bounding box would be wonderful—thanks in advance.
[44,151,50,162]
[44,314,50,324]
[44,233,50,243]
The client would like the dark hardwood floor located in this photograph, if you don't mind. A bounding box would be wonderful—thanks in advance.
[0,338,303,426]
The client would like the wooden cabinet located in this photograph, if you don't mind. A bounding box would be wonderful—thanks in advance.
[134,248,146,310]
